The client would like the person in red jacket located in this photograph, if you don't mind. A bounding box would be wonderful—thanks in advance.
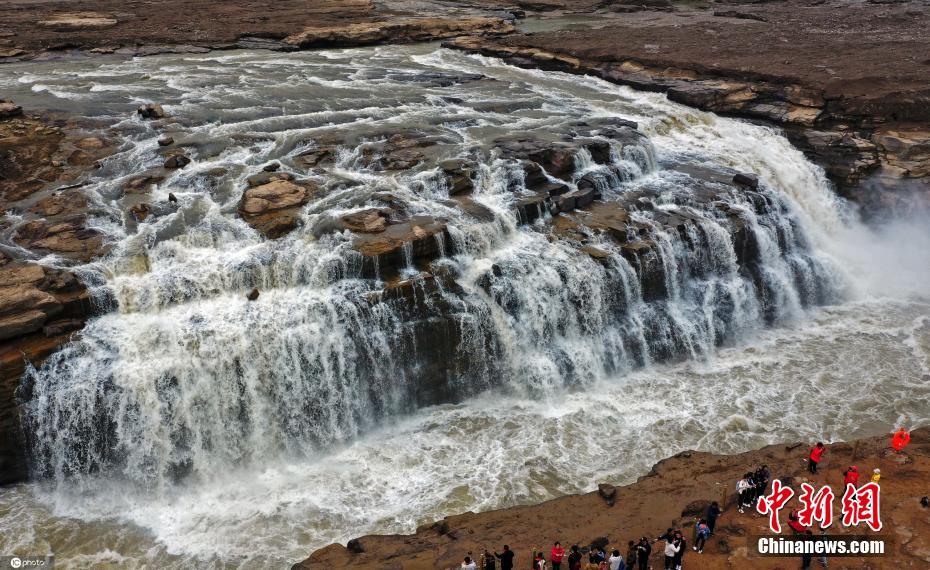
[808,442,825,474]
[843,465,859,488]
[892,428,911,452]
[550,542,565,570]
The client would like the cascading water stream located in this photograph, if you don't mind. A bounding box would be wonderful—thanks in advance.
[1,45,927,569]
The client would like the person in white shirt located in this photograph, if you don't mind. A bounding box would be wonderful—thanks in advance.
[462,555,477,570]
[663,538,681,570]
[608,548,624,570]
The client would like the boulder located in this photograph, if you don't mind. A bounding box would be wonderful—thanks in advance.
[262,162,281,172]
[157,136,174,147]
[346,538,364,554]
[29,190,88,218]
[552,192,577,214]
[123,173,165,194]
[0,100,23,120]
[733,172,759,188]
[297,145,338,168]
[499,139,578,180]
[238,180,314,238]
[360,132,436,171]
[514,194,549,225]
[681,499,713,518]
[339,209,390,233]
[163,154,191,169]
[581,139,612,164]
[598,483,617,505]
[521,162,569,195]
[13,219,109,262]
[352,216,450,278]
[247,288,260,301]
[0,286,61,341]
[129,203,151,222]
[447,196,495,222]
[168,192,178,203]
[246,171,294,187]
[0,263,92,342]
[439,158,476,195]
[137,103,166,120]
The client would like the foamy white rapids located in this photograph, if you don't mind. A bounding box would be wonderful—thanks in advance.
[0,45,927,569]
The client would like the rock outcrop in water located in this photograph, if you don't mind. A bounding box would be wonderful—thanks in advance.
[238,179,317,238]
[0,108,113,484]
[0,257,94,484]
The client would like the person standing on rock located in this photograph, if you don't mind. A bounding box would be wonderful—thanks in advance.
[736,474,753,513]
[842,465,859,489]
[608,549,624,570]
[625,541,637,570]
[818,525,829,568]
[870,468,881,484]
[892,428,910,452]
[809,442,826,474]
[754,465,771,502]
[483,549,497,570]
[636,537,652,570]
[663,535,681,570]
[693,519,709,553]
[550,542,565,570]
[672,530,686,570]
[495,545,515,570]
[568,545,583,570]
[801,530,815,569]
[463,555,478,570]
[534,550,547,570]
[706,502,721,535]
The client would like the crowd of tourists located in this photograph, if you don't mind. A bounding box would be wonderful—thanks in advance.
[457,428,913,570]
[458,501,720,570]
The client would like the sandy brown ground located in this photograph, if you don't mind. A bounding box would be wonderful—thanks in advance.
[0,0,534,58]
[299,428,930,569]
[502,1,930,124]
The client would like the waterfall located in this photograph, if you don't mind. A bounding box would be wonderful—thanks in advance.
[11,46,846,501]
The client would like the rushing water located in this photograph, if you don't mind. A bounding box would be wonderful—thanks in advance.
[1,44,928,569]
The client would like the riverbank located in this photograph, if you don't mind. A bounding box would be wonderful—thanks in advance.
[443,0,930,218]
[298,428,930,569]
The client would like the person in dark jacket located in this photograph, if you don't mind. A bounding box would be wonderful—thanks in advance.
[672,531,686,570]
[625,540,637,569]
[801,531,815,569]
[567,545,582,570]
[706,502,721,535]
[755,465,771,501]
[495,545,515,570]
[636,537,652,570]
[483,550,497,570]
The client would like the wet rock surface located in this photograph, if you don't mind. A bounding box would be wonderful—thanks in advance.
[0,256,96,484]
[238,179,316,238]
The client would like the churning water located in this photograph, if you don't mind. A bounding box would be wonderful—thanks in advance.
[1,45,928,569]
